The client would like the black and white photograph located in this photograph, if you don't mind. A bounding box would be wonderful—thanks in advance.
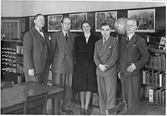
[1,0,166,115]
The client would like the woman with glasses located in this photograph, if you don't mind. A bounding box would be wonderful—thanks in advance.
[73,20,100,115]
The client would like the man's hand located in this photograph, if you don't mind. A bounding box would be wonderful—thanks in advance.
[127,63,136,73]
[99,64,108,72]
[28,69,35,76]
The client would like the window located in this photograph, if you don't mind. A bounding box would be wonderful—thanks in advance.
[2,20,20,39]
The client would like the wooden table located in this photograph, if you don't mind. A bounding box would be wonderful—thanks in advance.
[1,81,64,114]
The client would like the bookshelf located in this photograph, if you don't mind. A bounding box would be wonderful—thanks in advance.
[1,40,25,84]
[141,46,166,107]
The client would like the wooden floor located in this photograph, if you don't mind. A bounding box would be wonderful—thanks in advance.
[46,100,166,115]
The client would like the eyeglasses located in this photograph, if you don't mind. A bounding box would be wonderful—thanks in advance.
[126,24,136,27]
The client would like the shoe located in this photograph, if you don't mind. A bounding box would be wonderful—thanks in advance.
[61,109,73,115]
[80,108,85,115]
[85,109,90,115]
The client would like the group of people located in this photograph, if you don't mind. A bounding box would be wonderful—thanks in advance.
[23,13,150,115]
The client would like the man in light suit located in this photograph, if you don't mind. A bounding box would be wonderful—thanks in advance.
[94,22,119,115]
[50,17,76,115]
[118,18,150,108]
[23,13,51,84]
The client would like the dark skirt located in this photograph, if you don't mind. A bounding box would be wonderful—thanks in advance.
[72,65,98,93]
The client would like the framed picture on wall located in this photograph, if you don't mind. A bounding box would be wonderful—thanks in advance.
[48,15,63,32]
[95,11,117,32]
[21,18,25,32]
[69,13,87,32]
[29,17,35,30]
[128,9,155,32]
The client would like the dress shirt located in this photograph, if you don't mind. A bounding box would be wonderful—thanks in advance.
[103,36,109,45]
[62,30,68,37]
[35,27,44,38]
[127,33,135,41]
[84,33,91,44]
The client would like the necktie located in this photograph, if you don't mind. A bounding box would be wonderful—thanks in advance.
[39,29,43,32]
[65,33,68,41]
[126,36,129,44]
[103,38,106,45]
[125,36,129,48]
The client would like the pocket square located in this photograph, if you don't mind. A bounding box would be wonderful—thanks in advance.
[108,46,112,48]
[133,44,136,47]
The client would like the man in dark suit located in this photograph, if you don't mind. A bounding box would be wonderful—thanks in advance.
[23,13,51,84]
[94,22,119,115]
[118,18,150,108]
[50,17,76,115]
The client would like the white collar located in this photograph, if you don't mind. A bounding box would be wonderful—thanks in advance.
[84,33,91,38]
[103,36,109,41]
[127,33,135,40]
[35,26,42,33]
[62,30,68,36]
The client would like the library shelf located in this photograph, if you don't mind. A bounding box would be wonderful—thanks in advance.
[1,40,25,84]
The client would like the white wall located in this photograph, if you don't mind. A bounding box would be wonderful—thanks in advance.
[2,0,166,17]
[2,1,22,17]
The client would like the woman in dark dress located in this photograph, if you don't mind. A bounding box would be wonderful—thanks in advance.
[73,20,100,115]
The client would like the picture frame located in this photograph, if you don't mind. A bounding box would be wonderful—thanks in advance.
[29,17,35,30]
[69,13,87,32]
[48,15,63,32]
[95,11,117,32]
[128,9,155,32]
[21,18,25,32]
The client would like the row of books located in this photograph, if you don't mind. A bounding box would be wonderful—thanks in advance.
[2,67,17,73]
[2,47,16,51]
[16,64,24,74]
[142,69,165,87]
[145,54,166,71]
[142,86,165,106]
[16,57,23,65]
[16,46,23,54]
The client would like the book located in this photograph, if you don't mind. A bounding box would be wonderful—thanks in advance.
[149,87,154,103]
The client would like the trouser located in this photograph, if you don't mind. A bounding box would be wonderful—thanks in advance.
[120,73,141,107]
[97,75,117,114]
[25,60,50,84]
[52,73,72,113]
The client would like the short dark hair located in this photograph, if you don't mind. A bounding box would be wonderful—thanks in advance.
[34,13,43,20]
[101,22,111,28]
[61,17,71,23]
[81,20,92,29]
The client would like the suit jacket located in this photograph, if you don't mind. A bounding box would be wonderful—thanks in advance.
[94,36,119,77]
[23,28,51,74]
[118,34,150,75]
[75,33,100,68]
[50,30,76,74]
